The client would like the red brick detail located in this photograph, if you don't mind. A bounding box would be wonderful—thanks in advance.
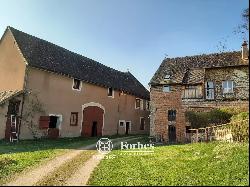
[150,89,186,143]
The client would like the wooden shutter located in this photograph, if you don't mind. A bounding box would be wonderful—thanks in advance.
[39,116,50,129]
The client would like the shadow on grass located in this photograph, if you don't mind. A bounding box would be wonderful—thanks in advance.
[0,134,148,155]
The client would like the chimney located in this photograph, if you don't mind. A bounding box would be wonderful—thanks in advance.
[241,41,249,60]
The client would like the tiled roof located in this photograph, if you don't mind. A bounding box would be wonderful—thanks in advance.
[0,90,22,105]
[8,27,149,100]
[182,68,204,84]
[150,51,247,85]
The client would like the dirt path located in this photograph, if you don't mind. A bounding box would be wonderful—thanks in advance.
[65,137,142,186]
[5,136,136,186]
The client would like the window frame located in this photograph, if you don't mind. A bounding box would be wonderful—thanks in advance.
[163,85,171,92]
[107,87,114,98]
[72,78,82,91]
[119,120,125,127]
[70,112,78,126]
[205,81,215,100]
[168,110,177,122]
[135,98,141,109]
[222,80,234,94]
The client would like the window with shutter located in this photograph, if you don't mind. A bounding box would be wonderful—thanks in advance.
[39,116,50,129]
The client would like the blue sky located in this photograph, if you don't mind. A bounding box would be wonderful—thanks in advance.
[0,0,249,88]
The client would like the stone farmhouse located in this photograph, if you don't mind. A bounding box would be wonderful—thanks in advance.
[0,26,150,141]
[149,42,249,143]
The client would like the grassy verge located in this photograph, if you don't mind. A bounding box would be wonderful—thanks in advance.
[88,142,249,186]
[0,137,99,184]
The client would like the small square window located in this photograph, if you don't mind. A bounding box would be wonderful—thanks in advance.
[168,110,176,121]
[163,85,171,92]
[108,87,114,97]
[119,120,125,127]
[70,112,78,126]
[72,79,81,90]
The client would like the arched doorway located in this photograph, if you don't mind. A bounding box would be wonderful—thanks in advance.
[81,103,105,137]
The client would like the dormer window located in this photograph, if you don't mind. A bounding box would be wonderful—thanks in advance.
[72,79,81,91]
[108,87,114,98]
[164,74,171,80]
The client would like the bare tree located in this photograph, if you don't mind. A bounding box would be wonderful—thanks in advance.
[20,91,47,139]
[234,8,249,40]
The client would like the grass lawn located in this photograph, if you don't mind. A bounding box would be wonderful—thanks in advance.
[0,137,99,184]
[88,142,249,186]
[35,135,147,186]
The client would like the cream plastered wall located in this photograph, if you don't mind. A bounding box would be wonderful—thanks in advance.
[19,67,150,139]
[0,29,26,92]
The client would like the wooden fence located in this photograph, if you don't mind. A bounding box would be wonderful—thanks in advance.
[185,119,249,143]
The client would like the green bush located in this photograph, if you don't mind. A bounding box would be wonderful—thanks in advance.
[186,108,233,128]
[208,109,232,124]
[185,111,209,128]
[230,112,249,142]
[220,106,248,116]
[231,112,249,121]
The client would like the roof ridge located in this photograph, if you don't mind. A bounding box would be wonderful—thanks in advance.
[163,50,241,61]
[8,26,127,75]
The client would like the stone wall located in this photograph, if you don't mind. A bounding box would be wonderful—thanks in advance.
[205,65,249,100]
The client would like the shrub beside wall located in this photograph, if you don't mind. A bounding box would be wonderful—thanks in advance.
[185,109,232,128]
[230,112,249,142]
[186,107,249,142]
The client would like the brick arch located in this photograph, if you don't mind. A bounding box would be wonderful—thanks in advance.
[81,103,105,137]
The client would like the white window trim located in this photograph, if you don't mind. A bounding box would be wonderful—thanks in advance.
[222,80,234,94]
[140,117,145,130]
[107,87,114,98]
[119,120,126,127]
[49,114,63,136]
[72,79,82,91]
